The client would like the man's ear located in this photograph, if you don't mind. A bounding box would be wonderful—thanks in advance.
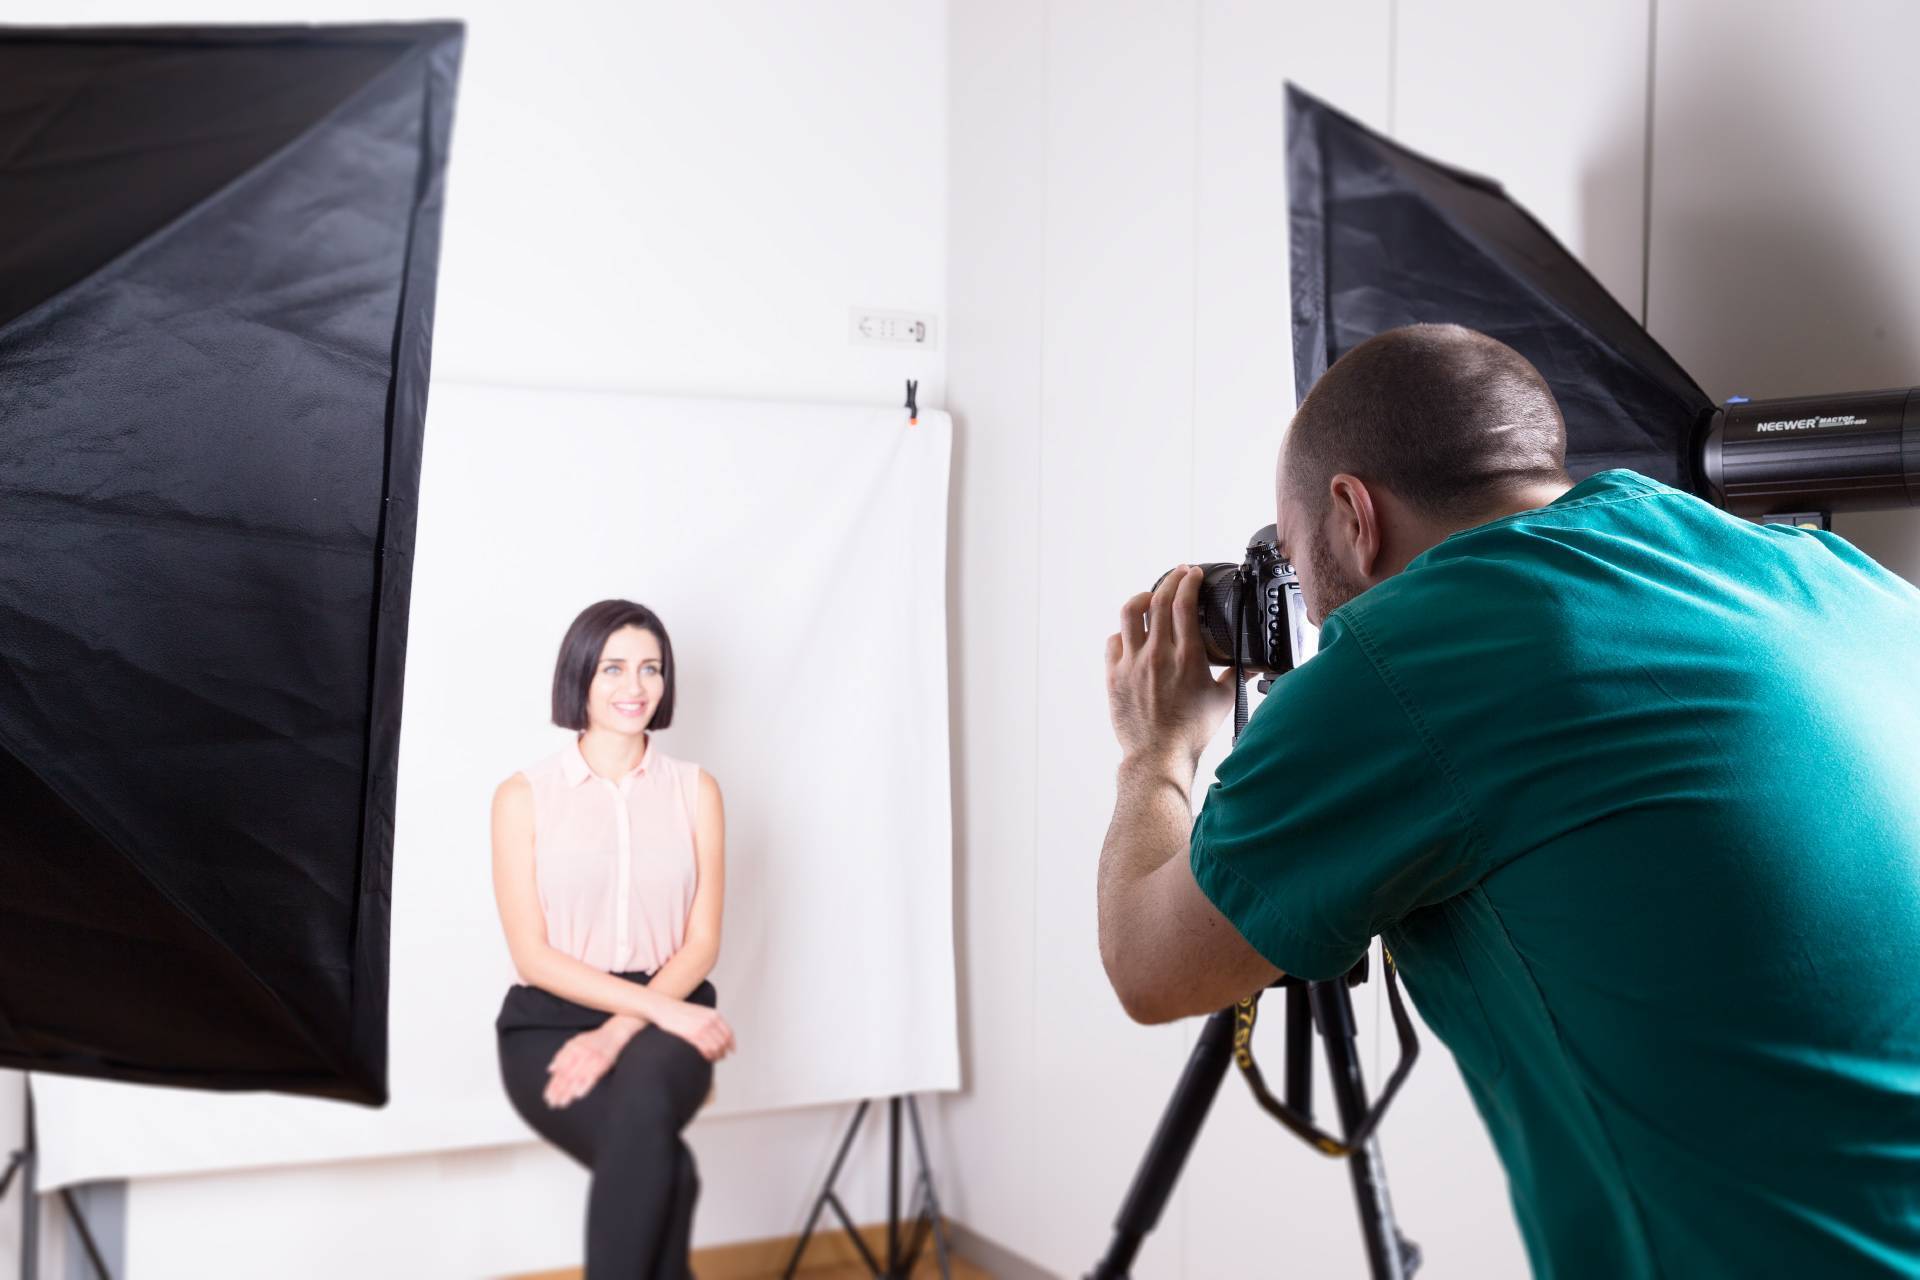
[1327,473,1382,579]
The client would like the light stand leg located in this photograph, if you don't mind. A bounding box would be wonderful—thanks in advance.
[1,1085,113,1280]
[0,1147,29,1280]
[19,1085,35,1280]
[58,1187,113,1280]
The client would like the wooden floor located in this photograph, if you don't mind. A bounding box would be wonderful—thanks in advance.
[795,1263,989,1279]
[510,1222,994,1279]
[513,1261,987,1280]
[749,1258,989,1280]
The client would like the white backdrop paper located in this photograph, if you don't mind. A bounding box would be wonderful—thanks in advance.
[33,383,958,1189]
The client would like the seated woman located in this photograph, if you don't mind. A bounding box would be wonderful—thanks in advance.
[492,598,734,1280]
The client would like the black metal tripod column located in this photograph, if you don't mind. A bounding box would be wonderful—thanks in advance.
[1088,1008,1237,1280]
[888,1098,901,1270]
[1284,980,1313,1111]
[1309,980,1417,1280]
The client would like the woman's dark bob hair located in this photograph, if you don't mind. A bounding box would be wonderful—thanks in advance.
[551,599,676,732]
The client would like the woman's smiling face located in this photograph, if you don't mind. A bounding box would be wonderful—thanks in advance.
[584,624,666,736]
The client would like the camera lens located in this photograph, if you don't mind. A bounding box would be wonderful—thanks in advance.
[1192,563,1248,667]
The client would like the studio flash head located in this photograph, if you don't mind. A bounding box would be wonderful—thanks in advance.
[1698,387,1920,516]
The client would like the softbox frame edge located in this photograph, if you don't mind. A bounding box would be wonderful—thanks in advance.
[346,23,465,1109]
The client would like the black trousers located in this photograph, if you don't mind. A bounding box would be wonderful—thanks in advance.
[497,973,717,1280]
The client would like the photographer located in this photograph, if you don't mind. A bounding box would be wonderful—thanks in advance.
[1099,324,1920,1275]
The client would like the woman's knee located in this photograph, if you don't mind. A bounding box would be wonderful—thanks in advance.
[499,1039,605,1165]
[604,1060,706,1134]
[498,1044,547,1121]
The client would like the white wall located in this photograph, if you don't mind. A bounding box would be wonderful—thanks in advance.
[942,1,1920,1277]
[8,2,1920,1277]
[1645,0,1920,584]
[0,2,947,1277]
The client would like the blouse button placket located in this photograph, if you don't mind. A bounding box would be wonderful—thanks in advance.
[608,775,634,961]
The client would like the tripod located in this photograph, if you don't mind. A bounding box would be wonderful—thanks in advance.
[1089,970,1421,1279]
[1089,659,1424,1279]
[783,1095,952,1279]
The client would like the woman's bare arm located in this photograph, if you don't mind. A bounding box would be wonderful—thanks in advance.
[642,769,725,1001]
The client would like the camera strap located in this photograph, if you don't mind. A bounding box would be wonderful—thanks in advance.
[1230,948,1422,1159]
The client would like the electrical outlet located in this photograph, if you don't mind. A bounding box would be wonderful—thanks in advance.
[850,308,938,349]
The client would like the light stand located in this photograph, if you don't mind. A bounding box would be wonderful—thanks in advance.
[1,1081,114,1280]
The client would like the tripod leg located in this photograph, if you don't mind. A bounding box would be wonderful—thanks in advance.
[782,1101,871,1280]
[903,1096,953,1280]
[1087,1008,1237,1280]
[1309,981,1416,1279]
[900,1178,931,1274]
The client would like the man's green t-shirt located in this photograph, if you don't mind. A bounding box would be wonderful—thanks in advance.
[1190,469,1920,1277]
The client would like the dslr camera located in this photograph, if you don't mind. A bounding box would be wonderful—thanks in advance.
[1180,525,1313,677]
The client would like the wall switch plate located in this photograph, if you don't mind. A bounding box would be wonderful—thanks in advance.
[850,308,938,349]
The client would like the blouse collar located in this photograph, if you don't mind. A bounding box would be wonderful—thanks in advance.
[561,735,652,787]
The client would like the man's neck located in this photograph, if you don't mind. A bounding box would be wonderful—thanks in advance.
[1498,477,1577,517]
[1384,478,1578,577]
[1445,477,1577,534]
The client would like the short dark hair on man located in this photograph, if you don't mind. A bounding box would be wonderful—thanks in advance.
[550,599,676,732]
[1286,324,1570,521]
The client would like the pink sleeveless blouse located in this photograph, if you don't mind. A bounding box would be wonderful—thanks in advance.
[517,736,702,980]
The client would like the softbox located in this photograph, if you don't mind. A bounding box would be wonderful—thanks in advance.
[0,23,463,1104]
[1287,84,1714,490]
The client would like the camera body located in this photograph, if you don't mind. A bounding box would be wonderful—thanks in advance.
[1190,525,1311,676]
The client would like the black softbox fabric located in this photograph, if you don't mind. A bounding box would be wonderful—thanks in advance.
[0,23,463,1104]
[1287,84,1714,489]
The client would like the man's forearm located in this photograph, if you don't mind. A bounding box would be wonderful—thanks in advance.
[1098,750,1200,987]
